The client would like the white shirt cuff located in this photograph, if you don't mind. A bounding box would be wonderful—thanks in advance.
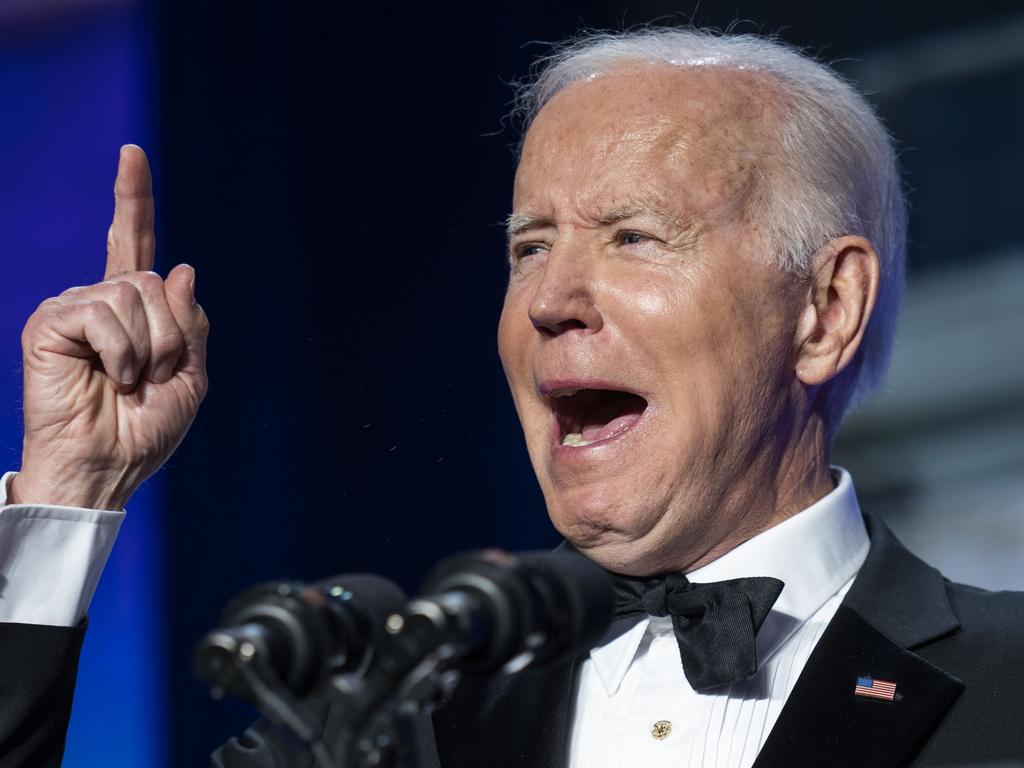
[0,471,125,626]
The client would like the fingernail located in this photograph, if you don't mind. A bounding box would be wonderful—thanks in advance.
[188,268,197,302]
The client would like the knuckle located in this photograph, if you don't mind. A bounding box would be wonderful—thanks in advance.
[134,270,163,294]
[21,315,41,345]
[81,299,111,323]
[32,297,62,318]
[110,340,133,361]
[151,327,185,359]
[106,234,127,260]
[22,301,55,339]
[106,279,141,305]
[58,285,86,300]
[114,332,133,353]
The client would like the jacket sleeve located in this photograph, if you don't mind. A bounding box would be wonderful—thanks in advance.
[0,620,87,768]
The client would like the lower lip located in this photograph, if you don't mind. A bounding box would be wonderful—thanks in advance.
[549,405,650,459]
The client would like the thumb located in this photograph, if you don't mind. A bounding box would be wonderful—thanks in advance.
[165,263,209,371]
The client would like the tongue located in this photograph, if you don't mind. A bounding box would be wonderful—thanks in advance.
[580,395,646,443]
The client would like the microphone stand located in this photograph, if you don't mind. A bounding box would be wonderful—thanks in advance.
[202,602,460,768]
[325,597,470,768]
[202,629,339,768]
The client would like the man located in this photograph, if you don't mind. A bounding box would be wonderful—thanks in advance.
[1,27,1022,768]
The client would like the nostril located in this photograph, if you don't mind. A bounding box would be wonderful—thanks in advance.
[533,317,588,336]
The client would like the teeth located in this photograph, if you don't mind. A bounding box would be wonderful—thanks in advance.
[553,388,580,398]
[561,432,593,447]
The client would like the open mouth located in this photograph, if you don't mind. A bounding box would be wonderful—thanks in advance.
[548,388,649,448]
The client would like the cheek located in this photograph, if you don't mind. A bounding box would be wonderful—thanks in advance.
[609,278,733,454]
[679,279,796,437]
[497,290,528,375]
[630,287,675,316]
[497,287,542,430]
[605,270,689,335]
[620,271,760,435]
[609,273,705,386]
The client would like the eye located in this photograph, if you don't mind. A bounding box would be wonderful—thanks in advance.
[617,230,651,246]
[510,242,549,263]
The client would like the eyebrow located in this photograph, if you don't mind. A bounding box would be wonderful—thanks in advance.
[505,204,685,238]
[505,212,552,238]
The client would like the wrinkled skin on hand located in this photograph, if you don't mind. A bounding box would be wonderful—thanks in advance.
[13,145,209,511]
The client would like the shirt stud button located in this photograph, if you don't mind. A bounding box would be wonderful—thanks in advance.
[652,720,672,741]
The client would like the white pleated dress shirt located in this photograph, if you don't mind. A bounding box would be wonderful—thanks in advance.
[567,468,869,768]
[0,471,123,625]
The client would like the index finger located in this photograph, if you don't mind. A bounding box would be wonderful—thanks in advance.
[105,144,156,279]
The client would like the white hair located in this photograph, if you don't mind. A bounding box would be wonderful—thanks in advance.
[514,28,907,430]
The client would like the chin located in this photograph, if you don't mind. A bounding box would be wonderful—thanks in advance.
[544,483,661,557]
[544,477,724,576]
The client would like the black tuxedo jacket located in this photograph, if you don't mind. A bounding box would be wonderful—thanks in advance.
[2,515,1022,767]
[0,620,85,768]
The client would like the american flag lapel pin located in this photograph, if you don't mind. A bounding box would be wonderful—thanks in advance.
[854,676,897,701]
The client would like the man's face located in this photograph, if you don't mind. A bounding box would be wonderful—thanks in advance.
[498,66,809,575]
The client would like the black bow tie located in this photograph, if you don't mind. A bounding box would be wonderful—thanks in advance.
[610,571,784,692]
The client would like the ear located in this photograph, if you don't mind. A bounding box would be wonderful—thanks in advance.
[793,236,880,387]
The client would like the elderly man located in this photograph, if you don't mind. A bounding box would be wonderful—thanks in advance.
[1,27,1022,768]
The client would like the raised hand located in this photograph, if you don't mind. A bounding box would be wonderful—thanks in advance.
[11,145,209,510]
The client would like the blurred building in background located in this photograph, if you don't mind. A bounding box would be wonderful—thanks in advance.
[832,19,1024,591]
[1,1,1021,764]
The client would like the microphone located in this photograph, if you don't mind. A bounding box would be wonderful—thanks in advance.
[400,547,614,675]
[327,549,614,767]
[195,574,407,703]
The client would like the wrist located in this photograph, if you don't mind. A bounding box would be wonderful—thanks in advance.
[10,468,131,511]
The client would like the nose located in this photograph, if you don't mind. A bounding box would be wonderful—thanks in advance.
[527,244,604,337]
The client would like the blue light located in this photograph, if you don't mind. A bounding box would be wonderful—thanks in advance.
[0,8,164,767]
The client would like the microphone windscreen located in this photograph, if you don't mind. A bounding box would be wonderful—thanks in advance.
[313,573,408,648]
[517,550,614,665]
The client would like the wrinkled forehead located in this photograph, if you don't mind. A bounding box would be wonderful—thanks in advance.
[514,65,779,218]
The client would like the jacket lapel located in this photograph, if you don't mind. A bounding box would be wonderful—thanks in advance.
[432,658,576,768]
[753,515,964,768]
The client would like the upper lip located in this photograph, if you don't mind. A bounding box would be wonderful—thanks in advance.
[537,378,647,399]
[536,378,651,443]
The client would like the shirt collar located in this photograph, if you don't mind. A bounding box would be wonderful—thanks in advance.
[587,467,869,697]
